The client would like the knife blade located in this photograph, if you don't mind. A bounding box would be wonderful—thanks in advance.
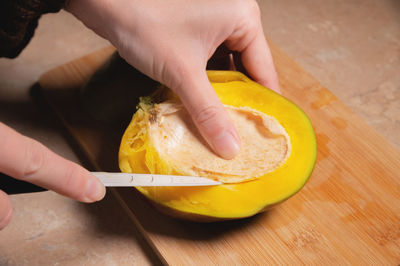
[92,172,222,187]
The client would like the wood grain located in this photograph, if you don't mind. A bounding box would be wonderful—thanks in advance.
[39,44,400,265]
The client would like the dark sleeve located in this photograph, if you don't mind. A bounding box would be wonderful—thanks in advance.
[0,0,65,58]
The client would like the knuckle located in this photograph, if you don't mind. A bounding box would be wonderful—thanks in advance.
[22,139,46,181]
[248,0,261,18]
[243,5,261,31]
[62,165,86,200]
[194,105,222,127]
[234,0,261,20]
[228,1,261,51]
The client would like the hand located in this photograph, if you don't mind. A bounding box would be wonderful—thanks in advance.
[66,0,280,159]
[0,122,105,230]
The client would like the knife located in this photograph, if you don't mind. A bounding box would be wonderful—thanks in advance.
[93,172,222,187]
[0,172,221,194]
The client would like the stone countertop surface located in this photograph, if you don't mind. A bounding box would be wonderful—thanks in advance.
[0,0,399,265]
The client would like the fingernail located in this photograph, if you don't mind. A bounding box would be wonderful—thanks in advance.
[212,131,240,159]
[84,178,106,202]
[0,208,13,230]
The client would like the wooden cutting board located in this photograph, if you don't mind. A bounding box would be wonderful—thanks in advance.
[38,44,400,265]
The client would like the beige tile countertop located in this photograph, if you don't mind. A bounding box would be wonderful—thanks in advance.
[0,0,399,265]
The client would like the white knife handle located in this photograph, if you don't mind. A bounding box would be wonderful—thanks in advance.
[92,172,221,187]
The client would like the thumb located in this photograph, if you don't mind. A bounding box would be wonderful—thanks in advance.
[175,71,240,159]
[0,122,105,203]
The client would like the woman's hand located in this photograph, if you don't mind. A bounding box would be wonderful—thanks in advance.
[0,122,105,230]
[1,0,280,231]
[66,0,280,159]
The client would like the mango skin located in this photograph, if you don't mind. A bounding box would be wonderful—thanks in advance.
[119,71,317,221]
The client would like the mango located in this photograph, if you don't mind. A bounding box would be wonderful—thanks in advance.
[119,71,316,221]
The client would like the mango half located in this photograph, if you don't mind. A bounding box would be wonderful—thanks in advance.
[119,71,316,221]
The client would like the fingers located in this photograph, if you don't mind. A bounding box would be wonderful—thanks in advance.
[0,190,13,230]
[210,32,280,93]
[224,1,280,93]
[0,123,105,203]
[238,29,280,93]
[176,71,240,159]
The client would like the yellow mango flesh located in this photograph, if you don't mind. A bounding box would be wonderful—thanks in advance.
[119,71,316,220]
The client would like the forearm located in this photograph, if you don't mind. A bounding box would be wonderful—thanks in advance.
[0,0,65,58]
